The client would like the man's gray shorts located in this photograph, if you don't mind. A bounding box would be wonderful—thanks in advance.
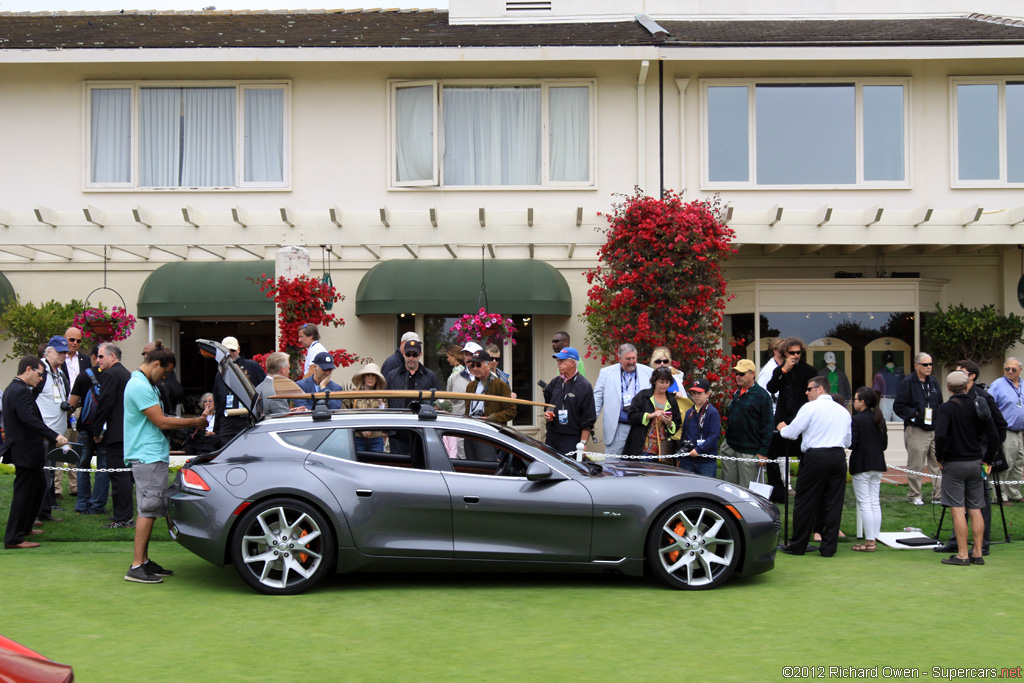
[939,459,985,510]
[131,461,169,518]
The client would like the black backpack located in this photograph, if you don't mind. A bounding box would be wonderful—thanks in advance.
[78,368,102,433]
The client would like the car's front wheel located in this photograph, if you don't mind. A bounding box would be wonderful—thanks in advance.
[645,500,741,590]
[231,498,334,595]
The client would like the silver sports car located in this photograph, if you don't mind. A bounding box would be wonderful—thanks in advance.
[166,342,779,595]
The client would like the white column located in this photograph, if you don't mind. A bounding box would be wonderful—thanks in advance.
[275,246,310,349]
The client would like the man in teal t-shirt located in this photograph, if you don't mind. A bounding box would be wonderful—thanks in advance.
[122,346,211,585]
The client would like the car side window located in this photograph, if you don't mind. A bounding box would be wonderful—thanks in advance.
[441,431,530,477]
[350,428,427,470]
[277,429,330,452]
[313,429,355,461]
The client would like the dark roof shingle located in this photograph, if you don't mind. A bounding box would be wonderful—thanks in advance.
[0,11,1022,50]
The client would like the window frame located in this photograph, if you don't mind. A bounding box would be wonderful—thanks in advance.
[950,76,1024,188]
[700,77,912,190]
[83,80,292,192]
[387,78,597,190]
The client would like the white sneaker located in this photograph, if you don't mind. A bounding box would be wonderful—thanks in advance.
[912,498,924,506]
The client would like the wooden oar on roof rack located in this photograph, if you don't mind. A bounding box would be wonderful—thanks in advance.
[270,375,553,408]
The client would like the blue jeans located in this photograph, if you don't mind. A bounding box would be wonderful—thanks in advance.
[677,455,718,478]
[89,446,110,514]
[355,436,384,453]
[74,438,95,512]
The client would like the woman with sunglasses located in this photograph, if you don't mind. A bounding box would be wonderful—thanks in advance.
[624,367,682,463]
[650,347,691,451]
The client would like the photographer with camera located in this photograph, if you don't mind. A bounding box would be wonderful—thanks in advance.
[678,378,721,477]
[35,337,72,522]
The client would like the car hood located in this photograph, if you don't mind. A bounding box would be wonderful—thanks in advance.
[596,460,698,477]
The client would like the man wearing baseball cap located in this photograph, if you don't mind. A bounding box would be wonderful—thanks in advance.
[543,347,596,455]
[295,351,344,411]
[678,378,721,477]
[385,340,439,454]
[721,359,775,487]
[381,331,422,378]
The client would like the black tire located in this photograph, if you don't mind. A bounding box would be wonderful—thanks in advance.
[231,497,335,595]
[645,500,742,590]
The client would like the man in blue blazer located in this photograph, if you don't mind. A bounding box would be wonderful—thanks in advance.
[593,344,653,455]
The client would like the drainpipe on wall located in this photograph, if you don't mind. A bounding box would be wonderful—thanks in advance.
[659,58,665,198]
[637,60,649,195]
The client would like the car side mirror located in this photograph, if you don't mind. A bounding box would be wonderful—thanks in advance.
[526,461,553,481]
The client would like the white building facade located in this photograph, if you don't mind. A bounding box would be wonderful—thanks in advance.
[1,0,1023,441]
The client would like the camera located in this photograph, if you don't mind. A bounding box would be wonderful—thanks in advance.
[680,440,696,452]
[60,400,71,412]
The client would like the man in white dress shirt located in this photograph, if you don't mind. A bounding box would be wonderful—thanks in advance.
[593,344,653,455]
[778,375,852,558]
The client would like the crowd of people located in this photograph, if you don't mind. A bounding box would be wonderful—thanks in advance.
[1,328,211,585]
[4,322,1019,579]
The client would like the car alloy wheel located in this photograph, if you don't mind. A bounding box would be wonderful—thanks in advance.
[231,498,334,595]
[645,501,740,590]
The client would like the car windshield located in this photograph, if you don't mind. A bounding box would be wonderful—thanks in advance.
[495,425,591,475]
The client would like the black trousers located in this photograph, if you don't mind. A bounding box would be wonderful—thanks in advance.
[545,432,581,457]
[790,447,847,557]
[100,444,134,523]
[5,467,45,546]
[765,433,798,504]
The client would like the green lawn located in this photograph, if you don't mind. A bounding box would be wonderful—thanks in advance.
[2,473,1021,682]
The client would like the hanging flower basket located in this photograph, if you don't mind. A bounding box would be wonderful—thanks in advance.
[72,306,136,344]
[451,308,517,347]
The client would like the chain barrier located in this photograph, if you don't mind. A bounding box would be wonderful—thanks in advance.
[45,465,133,473]
[570,448,1024,486]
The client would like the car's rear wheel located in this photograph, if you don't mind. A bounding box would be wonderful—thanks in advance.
[231,498,334,595]
[645,500,741,590]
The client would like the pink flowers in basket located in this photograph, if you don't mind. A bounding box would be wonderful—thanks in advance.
[451,308,517,346]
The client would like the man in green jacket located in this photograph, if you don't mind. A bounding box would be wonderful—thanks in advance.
[464,349,516,461]
[722,359,775,487]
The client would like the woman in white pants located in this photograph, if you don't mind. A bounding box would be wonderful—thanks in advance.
[850,387,888,552]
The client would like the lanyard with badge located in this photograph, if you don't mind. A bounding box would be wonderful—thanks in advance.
[557,375,574,425]
[921,379,934,426]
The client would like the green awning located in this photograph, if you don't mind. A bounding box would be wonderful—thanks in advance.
[137,261,274,318]
[356,259,572,316]
[0,271,14,313]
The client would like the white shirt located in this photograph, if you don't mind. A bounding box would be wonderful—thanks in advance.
[66,352,82,387]
[36,364,69,433]
[303,340,328,376]
[779,394,851,452]
[757,357,780,413]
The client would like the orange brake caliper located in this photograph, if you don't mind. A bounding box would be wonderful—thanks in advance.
[666,521,687,563]
[298,529,309,564]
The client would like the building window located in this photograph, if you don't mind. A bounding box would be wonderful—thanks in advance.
[952,78,1024,186]
[702,79,908,188]
[391,80,594,189]
[86,82,289,190]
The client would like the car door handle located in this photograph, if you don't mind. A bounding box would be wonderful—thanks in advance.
[463,496,480,504]
[356,489,373,498]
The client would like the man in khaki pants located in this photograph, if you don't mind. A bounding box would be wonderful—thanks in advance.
[894,352,943,505]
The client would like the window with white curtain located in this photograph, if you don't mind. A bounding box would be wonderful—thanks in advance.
[87,81,289,189]
[391,80,594,188]
[702,78,909,189]
[952,78,1024,186]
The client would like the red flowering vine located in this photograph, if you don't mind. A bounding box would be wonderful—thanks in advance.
[251,274,360,377]
[583,189,740,399]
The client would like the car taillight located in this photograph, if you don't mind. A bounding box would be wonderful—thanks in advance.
[181,468,211,492]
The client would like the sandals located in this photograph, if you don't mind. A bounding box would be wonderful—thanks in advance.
[851,542,876,552]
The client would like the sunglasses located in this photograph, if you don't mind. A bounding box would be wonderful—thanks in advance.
[67,338,82,343]
[468,361,485,368]
[787,350,802,356]
[404,352,421,358]
[805,386,820,392]
[918,362,933,367]
[652,359,672,365]
[1005,367,1020,372]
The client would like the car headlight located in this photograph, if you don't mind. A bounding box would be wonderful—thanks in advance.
[716,482,753,500]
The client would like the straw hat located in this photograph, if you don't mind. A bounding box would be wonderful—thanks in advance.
[351,362,387,390]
